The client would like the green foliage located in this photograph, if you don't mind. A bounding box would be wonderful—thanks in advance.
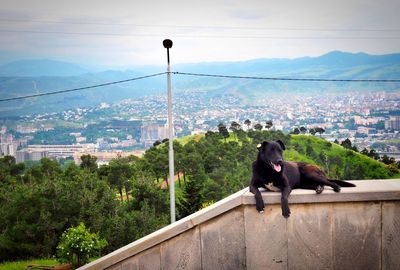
[244,119,251,130]
[56,223,107,267]
[0,258,57,270]
[217,123,229,140]
[0,129,395,264]
[0,156,168,263]
[179,172,205,218]
[292,128,300,134]
[28,128,77,145]
[80,154,98,172]
[288,135,391,180]
[265,120,273,130]
[254,123,263,131]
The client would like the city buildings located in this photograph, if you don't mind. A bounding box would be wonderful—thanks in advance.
[385,116,400,130]
[1,90,399,163]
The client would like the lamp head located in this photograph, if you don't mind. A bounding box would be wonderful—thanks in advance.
[163,39,173,49]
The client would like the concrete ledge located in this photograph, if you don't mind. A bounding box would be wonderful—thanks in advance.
[242,179,400,205]
[78,179,400,270]
[79,188,247,270]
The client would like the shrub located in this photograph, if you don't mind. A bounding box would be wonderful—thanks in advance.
[56,223,107,268]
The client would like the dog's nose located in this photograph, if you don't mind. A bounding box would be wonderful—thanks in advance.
[277,159,283,165]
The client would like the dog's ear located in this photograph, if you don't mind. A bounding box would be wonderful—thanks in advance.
[257,141,269,151]
[276,140,286,150]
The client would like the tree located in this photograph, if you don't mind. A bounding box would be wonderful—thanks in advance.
[129,176,169,214]
[368,149,380,160]
[230,121,241,132]
[217,123,229,141]
[107,158,134,201]
[300,126,307,134]
[381,154,395,165]
[153,140,162,147]
[80,154,98,172]
[173,141,184,187]
[0,155,24,183]
[361,148,369,156]
[179,171,205,218]
[309,128,316,135]
[292,128,300,135]
[341,138,353,150]
[315,127,325,137]
[254,123,263,131]
[244,119,251,130]
[265,120,273,130]
[40,157,62,179]
[205,130,215,137]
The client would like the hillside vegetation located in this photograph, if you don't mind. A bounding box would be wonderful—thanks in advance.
[287,135,391,179]
[0,130,395,263]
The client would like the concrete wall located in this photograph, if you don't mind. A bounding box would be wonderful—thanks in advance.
[79,180,400,270]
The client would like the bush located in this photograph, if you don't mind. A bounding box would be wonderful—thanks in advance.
[387,164,400,175]
[56,223,107,268]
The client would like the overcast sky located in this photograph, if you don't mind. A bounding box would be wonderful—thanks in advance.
[0,0,399,68]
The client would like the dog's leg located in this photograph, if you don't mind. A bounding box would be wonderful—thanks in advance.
[280,186,292,218]
[249,184,265,213]
[298,183,324,194]
[309,176,341,192]
[302,168,341,192]
[280,175,292,218]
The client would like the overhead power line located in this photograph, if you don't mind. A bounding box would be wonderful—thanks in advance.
[0,72,166,102]
[0,71,399,103]
[172,72,400,83]
[1,29,400,40]
[1,18,399,32]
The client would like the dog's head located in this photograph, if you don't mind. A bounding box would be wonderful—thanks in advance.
[257,140,285,173]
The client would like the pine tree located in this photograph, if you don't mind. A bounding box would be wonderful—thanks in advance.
[179,172,205,218]
[244,119,251,130]
[265,120,273,130]
[217,123,229,141]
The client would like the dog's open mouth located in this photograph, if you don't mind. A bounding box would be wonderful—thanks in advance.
[271,162,282,172]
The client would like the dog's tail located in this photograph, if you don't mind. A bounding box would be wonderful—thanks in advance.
[329,179,356,187]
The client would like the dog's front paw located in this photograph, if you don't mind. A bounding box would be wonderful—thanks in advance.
[256,204,265,213]
[256,200,265,213]
[282,206,291,218]
[333,184,341,192]
[316,185,324,194]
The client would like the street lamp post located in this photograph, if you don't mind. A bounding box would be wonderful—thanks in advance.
[163,39,175,223]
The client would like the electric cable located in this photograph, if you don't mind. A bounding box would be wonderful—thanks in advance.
[1,18,399,32]
[0,71,399,103]
[0,72,166,102]
[172,71,400,82]
[1,29,400,40]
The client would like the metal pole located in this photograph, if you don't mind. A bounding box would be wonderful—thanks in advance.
[163,39,175,223]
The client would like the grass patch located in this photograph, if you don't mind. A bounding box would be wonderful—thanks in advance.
[0,259,58,270]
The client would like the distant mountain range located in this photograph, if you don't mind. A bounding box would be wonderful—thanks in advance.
[0,51,399,117]
[0,59,90,77]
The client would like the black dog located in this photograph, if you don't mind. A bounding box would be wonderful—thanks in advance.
[249,140,356,218]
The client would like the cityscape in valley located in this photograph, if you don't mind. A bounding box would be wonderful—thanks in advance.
[2,0,400,266]
[1,88,399,164]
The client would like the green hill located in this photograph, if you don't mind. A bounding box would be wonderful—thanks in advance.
[286,135,392,180]
[166,130,396,209]
[179,131,394,181]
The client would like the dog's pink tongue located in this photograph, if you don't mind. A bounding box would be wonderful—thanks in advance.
[273,164,282,172]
